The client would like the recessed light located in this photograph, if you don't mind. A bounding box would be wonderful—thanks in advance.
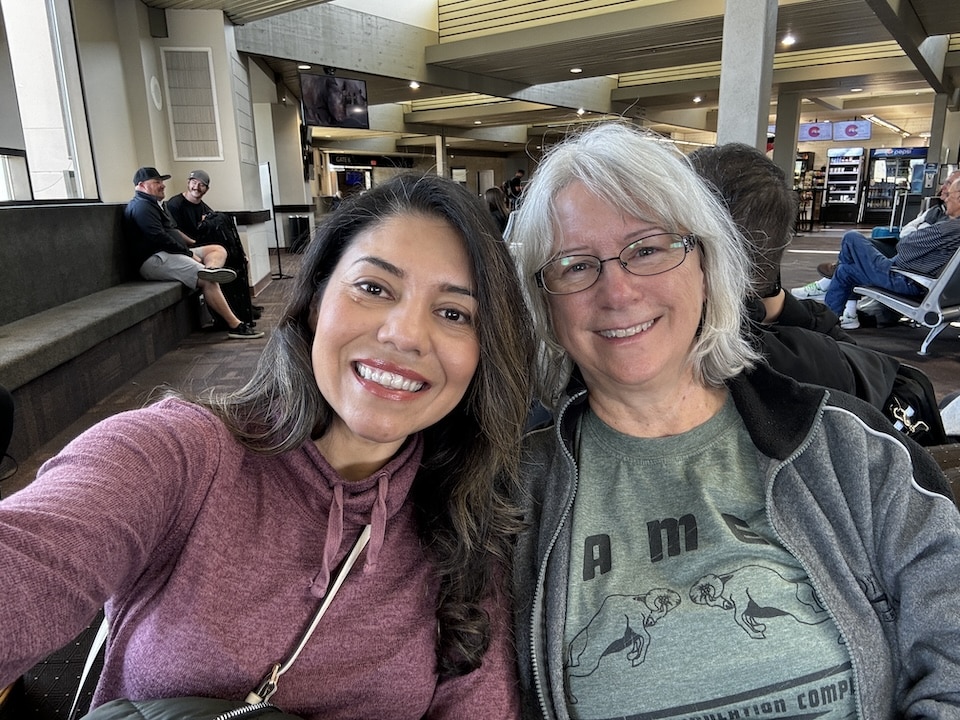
[577,108,585,116]
[409,81,420,89]
[474,120,482,125]
[297,64,311,70]
[570,67,583,74]
[693,96,703,103]
[781,33,796,46]
[850,88,863,93]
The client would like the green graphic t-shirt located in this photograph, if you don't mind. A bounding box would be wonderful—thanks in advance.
[563,397,855,719]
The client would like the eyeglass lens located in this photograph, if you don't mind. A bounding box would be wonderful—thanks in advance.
[538,233,693,295]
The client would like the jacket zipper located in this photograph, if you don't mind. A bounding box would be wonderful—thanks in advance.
[529,391,584,720]
[762,394,864,720]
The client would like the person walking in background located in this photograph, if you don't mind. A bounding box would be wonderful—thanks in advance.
[484,186,511,233]
[503,168,525,210]
[509,122,960,720]
[791,175,960,329]
[0,173,533,718]
[123,167,263,339]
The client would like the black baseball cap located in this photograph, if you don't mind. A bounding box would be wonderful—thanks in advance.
[133,166,171,185]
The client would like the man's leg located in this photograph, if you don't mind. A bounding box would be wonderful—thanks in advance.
[192,244,229,269]
[824,231,894,315]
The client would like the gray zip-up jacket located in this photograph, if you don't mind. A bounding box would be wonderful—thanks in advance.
[514,363,960,720]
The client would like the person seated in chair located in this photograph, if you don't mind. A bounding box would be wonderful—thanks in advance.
[791,175,960,330]
[690,142,945,446]
[166,169,262,324]
[124,167,262,340]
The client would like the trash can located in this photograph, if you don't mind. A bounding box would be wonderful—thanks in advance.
[289,215,310,254]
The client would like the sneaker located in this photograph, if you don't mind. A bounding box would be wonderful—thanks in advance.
[198,267,237,284]
[839,311,860,330]
[228,322,264,339]
[791,281,827,299]
[817,261,838,279]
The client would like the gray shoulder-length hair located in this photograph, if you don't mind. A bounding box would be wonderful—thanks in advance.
[509,121,759,409]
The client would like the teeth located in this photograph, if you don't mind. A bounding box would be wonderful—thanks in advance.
[356,363,424,392]
[600,319,654,338]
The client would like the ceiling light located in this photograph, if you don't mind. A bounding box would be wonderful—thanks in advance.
[781,33,796,46]
[297,64,311,70]
[576,108,585,116]
[850,88,863,93]
[570,67,583,74]
[409,81,420,89]
[693,96,703,103]
[862,114,910,138]
[474,120,482,125]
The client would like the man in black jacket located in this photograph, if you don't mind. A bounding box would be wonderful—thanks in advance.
[123,167,262,339]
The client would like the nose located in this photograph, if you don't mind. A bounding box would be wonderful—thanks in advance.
[377,302,428,355]
[592,257,639,304]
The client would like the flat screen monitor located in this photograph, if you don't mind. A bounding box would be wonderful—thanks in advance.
[300,73,369,130]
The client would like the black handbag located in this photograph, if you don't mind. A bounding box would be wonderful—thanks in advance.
[77,527,371,720]
[81,696,301,719]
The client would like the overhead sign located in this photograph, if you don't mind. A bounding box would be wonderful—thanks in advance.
[799,122,831,141]
[832,121,871,141]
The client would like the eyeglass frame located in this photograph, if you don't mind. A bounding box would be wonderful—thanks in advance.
[534,232,700,295]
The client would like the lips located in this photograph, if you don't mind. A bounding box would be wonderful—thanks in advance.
[599,318,655,339]
[355,362,425,392]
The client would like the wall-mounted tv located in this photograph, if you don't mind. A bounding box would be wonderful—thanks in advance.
[300,73,369,130]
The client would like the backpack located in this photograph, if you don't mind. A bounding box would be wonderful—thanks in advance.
[885,364,948,447]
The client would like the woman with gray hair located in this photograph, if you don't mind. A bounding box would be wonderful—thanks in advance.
[510,122,960,720]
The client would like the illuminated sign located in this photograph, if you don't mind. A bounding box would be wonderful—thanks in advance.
[831,121,872,141]
[799,122,831,141]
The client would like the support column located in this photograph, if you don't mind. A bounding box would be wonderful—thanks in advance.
[772,91,802,183]
[716,0,778,149]
[928,92,949,169]
[434,133,448,177]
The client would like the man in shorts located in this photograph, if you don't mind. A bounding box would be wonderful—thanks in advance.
[123,167,262,339]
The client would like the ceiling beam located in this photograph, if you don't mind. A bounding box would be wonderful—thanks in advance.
[862,0,953,95]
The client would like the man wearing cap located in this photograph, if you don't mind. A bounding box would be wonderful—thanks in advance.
[166,169,262,327]
[164,169,214,241]
[123,166,263,339]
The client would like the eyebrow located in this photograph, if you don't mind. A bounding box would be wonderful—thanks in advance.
[355,255,476,298]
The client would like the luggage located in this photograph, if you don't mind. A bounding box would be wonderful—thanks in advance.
[195,212,255,328]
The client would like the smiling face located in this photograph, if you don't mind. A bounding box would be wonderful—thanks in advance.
[138,178,166,201]
[311,212,480,476]
[546,182,707,414]
[186,178,208,202]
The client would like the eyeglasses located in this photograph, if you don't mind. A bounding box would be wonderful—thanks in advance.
[535,233,699,295]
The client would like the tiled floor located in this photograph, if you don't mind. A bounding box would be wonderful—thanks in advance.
[2,230,958,497]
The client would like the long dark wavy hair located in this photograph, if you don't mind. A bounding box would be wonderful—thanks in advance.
[195,173,534,676]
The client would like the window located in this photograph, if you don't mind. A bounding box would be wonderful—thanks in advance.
[0,0,95,201]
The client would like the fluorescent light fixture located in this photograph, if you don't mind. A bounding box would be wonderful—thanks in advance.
[570,67,583,74]
[850,88,863,93]
[298,64,311,70]
[862,114,910,138]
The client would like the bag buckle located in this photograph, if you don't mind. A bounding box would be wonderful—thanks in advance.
[890,396,930,436]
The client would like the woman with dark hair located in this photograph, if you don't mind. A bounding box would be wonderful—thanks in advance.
[484,186,511,233]
[0,173,534,719]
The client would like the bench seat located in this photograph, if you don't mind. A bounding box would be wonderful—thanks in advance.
[0,281,184,391]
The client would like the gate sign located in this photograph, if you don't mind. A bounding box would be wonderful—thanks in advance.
[799,122,831,141]
[831,120,871,141]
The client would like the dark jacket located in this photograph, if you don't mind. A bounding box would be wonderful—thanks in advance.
[124,190,192,267]
[514,363,960,720]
